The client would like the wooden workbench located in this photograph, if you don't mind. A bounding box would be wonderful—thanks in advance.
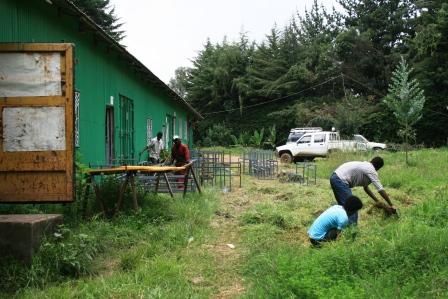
[84,162,201,216]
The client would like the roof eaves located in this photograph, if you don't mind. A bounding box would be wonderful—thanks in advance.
[56,0,203,119]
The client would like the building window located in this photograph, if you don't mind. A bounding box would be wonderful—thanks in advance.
[147,118,153,146]
[178,117,183,139]
[119,95,134,164]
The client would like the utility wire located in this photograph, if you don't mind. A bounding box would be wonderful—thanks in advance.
[200,72,448,119]
[202,74,342,116]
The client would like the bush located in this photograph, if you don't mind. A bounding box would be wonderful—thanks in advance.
[0,224,102,292]
[202,123,233,146]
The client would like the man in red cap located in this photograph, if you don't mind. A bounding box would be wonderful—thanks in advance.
[168,135,190,189]
[168,135,190,167]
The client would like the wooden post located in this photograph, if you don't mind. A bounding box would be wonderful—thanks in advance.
[183,167,191,198]
[115,174,130,213]
[82,176,92,218]
[163,173,174,198]
[129,172,139,211]
[190,166,202,194]
[91,177,107,216]
[155,172,161,193]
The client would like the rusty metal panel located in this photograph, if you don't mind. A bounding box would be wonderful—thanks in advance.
[0,43,74,203]
[3,107,66,152]
[0,52,62,97]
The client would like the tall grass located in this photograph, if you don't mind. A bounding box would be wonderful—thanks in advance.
[1,148,446,298]
[0,191,219,298]
[241,148,448,298]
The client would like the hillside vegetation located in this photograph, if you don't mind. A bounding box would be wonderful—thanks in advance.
[1,148,447,298]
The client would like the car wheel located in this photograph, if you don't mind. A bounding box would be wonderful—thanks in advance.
[280,152,293,163]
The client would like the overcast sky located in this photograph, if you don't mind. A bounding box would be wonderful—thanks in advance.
[110,0,339,84]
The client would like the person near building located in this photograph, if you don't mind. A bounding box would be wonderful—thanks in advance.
[168,135,190,167]
[139,132,164,164]
[167,135,191,189]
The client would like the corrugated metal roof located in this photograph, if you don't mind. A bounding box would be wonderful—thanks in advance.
[52,0,202,119]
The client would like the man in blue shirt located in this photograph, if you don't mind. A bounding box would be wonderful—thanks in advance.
[308,196,363,246]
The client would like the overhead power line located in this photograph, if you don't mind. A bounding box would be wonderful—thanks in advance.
[202,75,343,116]
[200,72,448,119]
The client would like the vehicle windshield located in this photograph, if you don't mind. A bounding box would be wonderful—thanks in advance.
[354,135,368,142]
[287,132,305,143]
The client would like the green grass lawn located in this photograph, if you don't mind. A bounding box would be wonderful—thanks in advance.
[1,148,447,298]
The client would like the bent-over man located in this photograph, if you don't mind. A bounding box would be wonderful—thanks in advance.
[330,156,396,224]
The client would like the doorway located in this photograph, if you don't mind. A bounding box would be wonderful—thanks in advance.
[105,106,114,165]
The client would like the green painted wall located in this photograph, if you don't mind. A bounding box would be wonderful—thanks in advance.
[0,0,195,165]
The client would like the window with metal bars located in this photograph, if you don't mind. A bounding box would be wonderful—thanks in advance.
[119,95,134,164]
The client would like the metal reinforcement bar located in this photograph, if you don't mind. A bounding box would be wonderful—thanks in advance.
[241,149,278,179]
[190,149,242,191]
[295,162,317,185]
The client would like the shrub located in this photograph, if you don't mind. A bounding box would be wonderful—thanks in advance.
[0,224,102,292]
[202,123,233,146]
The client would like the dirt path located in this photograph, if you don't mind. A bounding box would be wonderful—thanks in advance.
[197,153,294,298]
[208,186,248,298]
[207,173,286,298]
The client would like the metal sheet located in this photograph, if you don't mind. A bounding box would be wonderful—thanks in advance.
[3,106,66,151]
[0,52,61,97]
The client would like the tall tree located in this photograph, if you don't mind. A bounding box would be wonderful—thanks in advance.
[384,57,425,164]
[169,67,189,98]
[72,0,125,42]
[409,1,448,146]
[336,0,418,90]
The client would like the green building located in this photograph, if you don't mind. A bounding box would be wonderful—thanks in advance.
[0,0,202,166]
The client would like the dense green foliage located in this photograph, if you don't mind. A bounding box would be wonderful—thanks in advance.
[172,0,448,146]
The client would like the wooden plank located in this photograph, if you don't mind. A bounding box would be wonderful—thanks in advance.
[0,98,67,105]
[0,152,67,171]
[0,172,69,202]
[63,44,74,203]
[0,43,73,52]
[87,164,190,175]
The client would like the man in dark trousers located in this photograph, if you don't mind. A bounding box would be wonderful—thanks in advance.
[169,135,190,167]
[168,135,190,189]
[330,156,396,224]
[308,195,363,246]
